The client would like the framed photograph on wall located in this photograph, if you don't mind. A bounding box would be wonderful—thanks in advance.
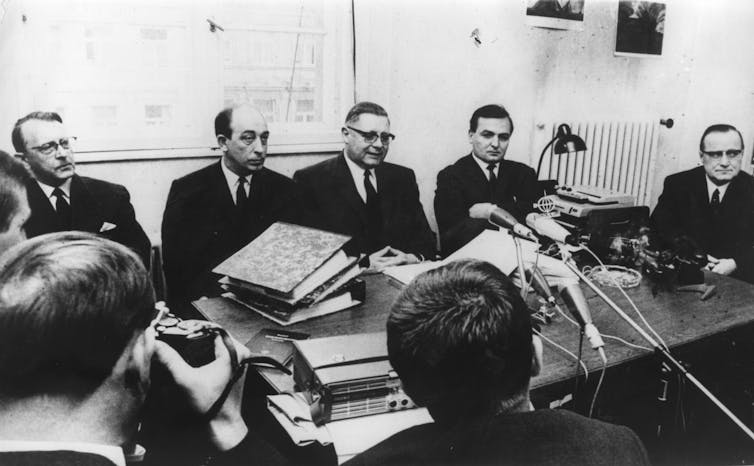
[615,1,666,56]
[526,0,585,31]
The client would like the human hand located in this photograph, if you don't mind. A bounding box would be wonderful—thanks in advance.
[710,257,737,276]
[153,334,251,451]
[368,246,420,272]
[468,202,496,220]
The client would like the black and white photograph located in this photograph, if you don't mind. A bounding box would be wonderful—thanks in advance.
[1,0,754,465]
[615,0,666,56]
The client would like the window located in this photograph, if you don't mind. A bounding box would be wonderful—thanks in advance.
[0,0,353,159]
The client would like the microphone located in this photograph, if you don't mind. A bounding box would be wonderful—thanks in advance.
[489,207,538,242]
[525,213,578,246]
[559,282,605,350]
[525,265,556,305]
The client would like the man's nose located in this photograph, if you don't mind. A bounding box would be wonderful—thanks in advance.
[490,137,499,148]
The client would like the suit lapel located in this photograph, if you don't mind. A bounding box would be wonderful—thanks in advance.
[25,179,58,235]
[334,155,368,225]
[70,176,104,233]
[210,161,238,223]
[460,154,492,201]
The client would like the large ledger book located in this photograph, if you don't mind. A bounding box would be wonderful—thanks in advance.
[226,278,366,326]
[213,222,353,302]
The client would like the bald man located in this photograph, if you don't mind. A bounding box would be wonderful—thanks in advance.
[162,105,302,307]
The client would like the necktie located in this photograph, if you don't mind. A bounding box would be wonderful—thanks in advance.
[236,177,248,212]
[364,170,382,251]
[52,187,71,230]
[710,188,720,215]
[487,163,497,200]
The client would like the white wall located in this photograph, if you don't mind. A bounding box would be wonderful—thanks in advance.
[15,0,754,240]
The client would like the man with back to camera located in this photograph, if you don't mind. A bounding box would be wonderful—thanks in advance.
[651,124,754,283]
[162,104,302,307]
[0,150,32,254]
[293,101,436,269]
[0,231,285,465]
[434,104,540,255]
[12,111,151,266]
[345,259,650,465]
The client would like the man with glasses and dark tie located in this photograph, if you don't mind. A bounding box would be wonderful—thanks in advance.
[651,124,754,282]
[12,111,151,266]
[294,101,435,270]
[162,104,301,309]
[434,104,539,255]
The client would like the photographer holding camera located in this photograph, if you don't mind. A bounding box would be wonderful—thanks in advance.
[0,231,284,465]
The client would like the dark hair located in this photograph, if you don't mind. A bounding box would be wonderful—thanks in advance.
[215,107,234,138]
[344,101,389,125]
[387,259,533,422]
[0,151,31,232]
[0,232,155,397]
[469,104,514,133]
[12,111,64,153]
[699,124,744,151]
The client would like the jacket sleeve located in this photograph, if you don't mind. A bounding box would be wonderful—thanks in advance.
[403,170,437,260]
[434,166,488,256]
[111,184,152,268]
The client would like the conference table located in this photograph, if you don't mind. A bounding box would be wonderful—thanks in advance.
[194,269,754,463]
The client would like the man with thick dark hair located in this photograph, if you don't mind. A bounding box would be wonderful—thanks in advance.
[0,232,283,465]
[294,101,436,269]
[162,104,301,307]
[346,259,649,465]
[13,111,151,266]
[435,104,540,255]
[651,124,754,282]
[0,150,31,253]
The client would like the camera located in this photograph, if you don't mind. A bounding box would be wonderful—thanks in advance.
[153,304,219,368]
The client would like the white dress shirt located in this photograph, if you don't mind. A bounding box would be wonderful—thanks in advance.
[0,440,125,466]
[36,179,72,211]
[471,154,499,181]
[705,176,730,203]
[343,152,377,203]
[220,160,252,205]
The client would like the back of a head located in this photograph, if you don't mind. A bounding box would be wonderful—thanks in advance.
[387,259,533,422]
[0,231,155,398]
[0,150,31,233]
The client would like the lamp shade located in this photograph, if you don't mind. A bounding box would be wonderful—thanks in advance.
[536,123,588,177]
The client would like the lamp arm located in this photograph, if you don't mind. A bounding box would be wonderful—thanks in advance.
[536,137,557,178]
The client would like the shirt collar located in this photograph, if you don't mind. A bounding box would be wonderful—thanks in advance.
[220,158,252,195]
[705,175,730,202]
[471,153,498,179]
[37,179,71,200]
[343,151,377,191]
[0,440,125,466]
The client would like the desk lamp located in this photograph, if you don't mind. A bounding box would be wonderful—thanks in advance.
[536,123,587,179]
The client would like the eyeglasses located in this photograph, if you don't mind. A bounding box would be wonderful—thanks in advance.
[239,131,269,146]
[701,149,743,159]
[30,137,77,155]
[346,126,395,145]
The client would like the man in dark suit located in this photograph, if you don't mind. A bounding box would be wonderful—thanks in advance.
[0,150,31,254]
[294,101,435,269]
[162,105,301,306]
[345,259,650,465]
[12,111,151,266]
[651,124,754,283]
[435,104,540,254]
[0,232,284,466]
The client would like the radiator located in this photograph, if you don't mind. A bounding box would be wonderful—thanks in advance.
[538,121,660,206]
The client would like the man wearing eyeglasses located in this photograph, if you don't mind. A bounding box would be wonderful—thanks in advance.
[651,124,754,282]
[293,101,436,270]
[434,104,539,255]
[162,104,302,308]
[12,111,151,266]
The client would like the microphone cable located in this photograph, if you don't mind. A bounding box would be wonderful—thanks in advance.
[589,349,608,418]
[533,328,589,383]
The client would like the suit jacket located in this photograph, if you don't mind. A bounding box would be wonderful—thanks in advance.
[344,409,650,466]
[25,175,151,266]
[435,154,540,255]
[293,154,436,259]
[161,161,301,305]
[650,166,754,282]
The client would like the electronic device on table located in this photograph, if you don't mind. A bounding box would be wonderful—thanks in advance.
[293,332,415,425]
[551,185,635,218]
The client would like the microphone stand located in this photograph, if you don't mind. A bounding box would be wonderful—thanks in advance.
[513,236,530,299]
[558,248,754,442]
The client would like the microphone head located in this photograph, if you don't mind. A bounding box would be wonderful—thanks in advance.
[558,281,592,327]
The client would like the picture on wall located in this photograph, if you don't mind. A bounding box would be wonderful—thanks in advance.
[615,1,666,56]
[526,0,585,31]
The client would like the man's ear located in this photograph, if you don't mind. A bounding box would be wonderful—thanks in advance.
[341,127,349,143]
[217,135,228,152]
[121,329,156,392]
[531,335,543,377]
[468,130,474,145]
